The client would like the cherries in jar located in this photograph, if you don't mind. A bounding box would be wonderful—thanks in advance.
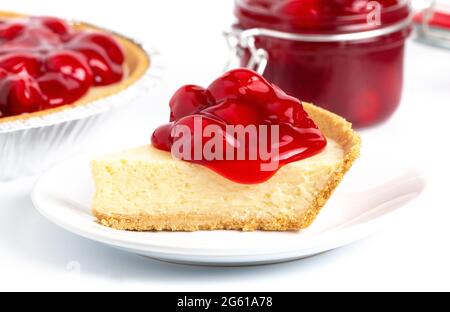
[233,0,412,128]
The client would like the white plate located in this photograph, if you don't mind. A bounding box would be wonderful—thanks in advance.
[31,154,426,266]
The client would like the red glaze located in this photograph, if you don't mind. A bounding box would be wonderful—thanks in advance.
[0,53,41,76]
[0,16,124,118]
[67,32,124,86]
[152,69,327,184]
[39,50,93,107]
[235,0,411,128]
[37,17,73,39]
[0,72,43,117]
[0,22,25,41]
[169,85,212,122]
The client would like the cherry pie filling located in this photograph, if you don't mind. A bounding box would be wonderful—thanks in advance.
[0,16,125,118]
[152,69,327,184]
[235,0,411,128]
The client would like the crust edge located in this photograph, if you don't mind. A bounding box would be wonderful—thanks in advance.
[299,103,361,229]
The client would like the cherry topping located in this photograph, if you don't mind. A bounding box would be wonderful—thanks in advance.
[37,17,72,39]
[39,50,93,107]
[74,32,125,64]
[2,24,63,53]
[0,22,25,41]
[152,69,327,184]
[43,50,92,86]
[169,85,211,122]
[0,74,43,117]
[38,73,87,107]
[0,53,41,76]
[202,99,263,126]
[207,68,274,105]
[68,32,124,86]
[0,16,125,118]
[151,124,173,151]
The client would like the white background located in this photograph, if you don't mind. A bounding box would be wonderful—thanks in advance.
[1,0,450,291]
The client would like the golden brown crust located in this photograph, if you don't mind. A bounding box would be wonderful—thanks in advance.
[0,11,150,124]
[93,102,361,232]
[94,211,304,232]
[299,103,361,229]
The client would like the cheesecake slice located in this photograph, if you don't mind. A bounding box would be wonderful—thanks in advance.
[92,103,360,231]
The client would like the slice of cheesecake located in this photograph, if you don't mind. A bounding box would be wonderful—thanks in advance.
[91,103,360,231]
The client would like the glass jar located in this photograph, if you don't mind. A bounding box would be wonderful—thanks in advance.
[231,0,412,128]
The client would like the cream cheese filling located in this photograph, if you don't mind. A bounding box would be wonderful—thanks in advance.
[92,139,344,217]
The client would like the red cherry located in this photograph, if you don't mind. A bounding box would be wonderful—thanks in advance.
[0,74,43,117]
[0,53,42,76]
[207,68,275,105]
[82,48,122,86]
[275,0,320,16]
[36,17,72,38]
[151,124,174,151]
[267,96,315,128]
[38,51,93,108]
[0,22,25,41]
[169,85,211,122]
[38,73,89,107]
[68,38,123,86]
[274,0,323,28]
[268,83,317,128]
[1,25,63,53]
[43,50,93,87]
[202,99,263,126]
[72,32,124,64]
[67,32,124,85]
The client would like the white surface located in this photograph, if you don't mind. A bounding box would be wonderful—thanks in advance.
[31,154,425,266]
[0,0,449,291]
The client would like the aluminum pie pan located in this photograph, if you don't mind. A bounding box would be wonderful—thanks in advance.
[0,22,163,181]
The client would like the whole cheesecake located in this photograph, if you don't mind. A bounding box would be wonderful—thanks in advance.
[92,69,360,232]
[0,11,149,123]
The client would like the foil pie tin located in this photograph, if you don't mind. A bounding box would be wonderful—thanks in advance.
[0,39,163,181]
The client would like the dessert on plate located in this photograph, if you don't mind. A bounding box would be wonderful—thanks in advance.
[0,11,149,122]
[92,69,360,232]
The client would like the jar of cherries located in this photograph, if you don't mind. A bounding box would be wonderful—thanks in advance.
[230,0,412,128]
